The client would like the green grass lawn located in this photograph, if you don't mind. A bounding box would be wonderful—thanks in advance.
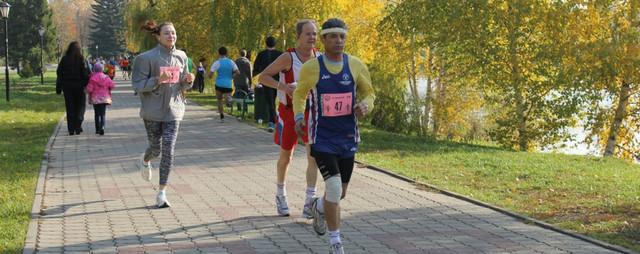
[0,72,63,254]
[190,89,639,251]
[356,126,640,252]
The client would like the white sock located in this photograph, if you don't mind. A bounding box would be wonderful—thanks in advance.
[305,186,316,204]
[159,190,166,195]
[317,197,325,213]
[277,183,286,196]
[329,230,341,245]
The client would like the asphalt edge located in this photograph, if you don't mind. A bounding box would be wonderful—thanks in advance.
[22,115,64,254]
[355,160,638,254]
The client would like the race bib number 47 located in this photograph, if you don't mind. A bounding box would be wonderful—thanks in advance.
[322,92,352,117]
[160,66,180,84]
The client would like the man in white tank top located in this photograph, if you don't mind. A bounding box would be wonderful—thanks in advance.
[258,19,320,218]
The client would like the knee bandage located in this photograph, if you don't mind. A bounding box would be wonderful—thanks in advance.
[325,176,342,203]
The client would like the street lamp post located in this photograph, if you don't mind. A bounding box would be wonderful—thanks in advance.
[38,26,45,85]
[1,2,10,102]
[95,44,98,58]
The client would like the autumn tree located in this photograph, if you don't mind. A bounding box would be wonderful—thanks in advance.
[566,1,640,158]
[50,0,93,56]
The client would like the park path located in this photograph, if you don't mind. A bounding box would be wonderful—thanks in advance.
[24,78,626,254]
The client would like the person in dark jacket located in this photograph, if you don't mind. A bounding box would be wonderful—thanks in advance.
[253,36,282,131]
[194,57,206,93]
[234,49,252,110]
[56,41,90,135]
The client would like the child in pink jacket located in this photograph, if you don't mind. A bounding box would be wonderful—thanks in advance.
[85,63,115,135]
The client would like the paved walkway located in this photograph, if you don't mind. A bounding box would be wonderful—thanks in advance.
[27,79,625,254]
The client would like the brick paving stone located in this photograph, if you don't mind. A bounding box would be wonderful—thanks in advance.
[27,80,630,254]
[197,248,228,254]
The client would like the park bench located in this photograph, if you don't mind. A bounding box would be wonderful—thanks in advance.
[229,90,254,120]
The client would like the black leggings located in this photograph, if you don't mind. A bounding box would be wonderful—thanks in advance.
[311,149,355,183]
[264,87,277,124]
[93,103,107,132]
[62,87,86,133]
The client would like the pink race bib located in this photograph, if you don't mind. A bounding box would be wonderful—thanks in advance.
[160,66,180,83]
[322,92,353,117]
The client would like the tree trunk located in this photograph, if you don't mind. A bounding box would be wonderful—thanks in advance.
[433,55,446,137]
[603,81,631,157]
[423,48,433,136]
[508,1,528,151]
[406,34,423,135]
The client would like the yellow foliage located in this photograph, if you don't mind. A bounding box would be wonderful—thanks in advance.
[336,0,385,63]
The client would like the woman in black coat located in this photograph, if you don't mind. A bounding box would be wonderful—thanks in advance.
[56,42,89,135]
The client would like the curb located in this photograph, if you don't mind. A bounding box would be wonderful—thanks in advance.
[356,160,638,254]
[22,116,63,254]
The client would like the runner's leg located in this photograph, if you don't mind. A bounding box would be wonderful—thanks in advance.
[277,148,294,187]
[304,144,318,216]
[215,88,224,119]
[156,121,180,208]
[275,147,294,216]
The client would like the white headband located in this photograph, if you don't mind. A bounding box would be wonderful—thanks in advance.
[321,27,347,35]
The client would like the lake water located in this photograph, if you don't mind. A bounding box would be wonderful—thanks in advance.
[414,79,607,156]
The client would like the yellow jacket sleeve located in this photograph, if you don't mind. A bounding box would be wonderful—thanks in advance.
[293,59,320,122]
[351,56,376,111]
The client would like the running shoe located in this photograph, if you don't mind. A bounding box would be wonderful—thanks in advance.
[329,242,344,254]
[311,197,326,235]
[275,195,290,216]
[267,122,275,133]
[225,94,233,107]
[140,152,152,181]
[156,192,171,208]
[302,200,314,219]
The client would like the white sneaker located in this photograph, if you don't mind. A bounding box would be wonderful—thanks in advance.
[275,195,290,216]
[329,242,345,254]
[156,192,171,208]
[302,199,314,219]
[225,95,233,107]
[311,197,326,235]
[140,153,152,181]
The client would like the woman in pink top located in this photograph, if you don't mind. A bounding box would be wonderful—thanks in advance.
[85,63,115,135]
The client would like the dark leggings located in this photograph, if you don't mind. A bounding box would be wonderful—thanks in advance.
[310,149,355,183]
[264,87,277,124]
[143,120,180,185]
[195,72,205,93]
[93,103,107,132]
[62,87,86,133]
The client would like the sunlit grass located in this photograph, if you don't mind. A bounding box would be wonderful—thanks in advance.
[0,72,63,253]
[356,126,640,252]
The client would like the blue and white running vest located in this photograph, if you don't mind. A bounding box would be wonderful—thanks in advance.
[308,54,359,158]
[215,58,235,89]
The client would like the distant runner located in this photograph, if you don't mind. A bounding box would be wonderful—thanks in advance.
[208,46,239,122]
